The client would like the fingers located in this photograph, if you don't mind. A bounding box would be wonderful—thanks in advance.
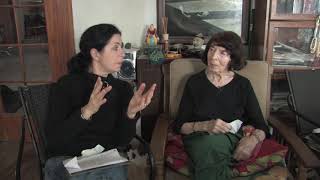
[88,78,113,113]
[135,83,146,96]
[96,85,112,100]
[217,119,232,131]
[211,119,232,134]
[92,77,103,96]
[143,83,156,105]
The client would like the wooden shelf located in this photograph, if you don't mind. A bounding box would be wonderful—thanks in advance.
[273,66,320,71]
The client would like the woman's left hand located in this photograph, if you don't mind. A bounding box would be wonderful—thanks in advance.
[127,83,156,119]
[233,136,259,161]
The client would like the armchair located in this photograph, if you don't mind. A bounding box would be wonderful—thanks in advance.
[17,84,155,180]
[150,58,320,180]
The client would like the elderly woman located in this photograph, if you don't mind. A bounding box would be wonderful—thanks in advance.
[173,31,269,180]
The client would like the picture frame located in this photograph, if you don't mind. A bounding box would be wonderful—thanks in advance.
[157,0,250,44]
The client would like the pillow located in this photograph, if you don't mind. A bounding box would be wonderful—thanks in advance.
[165,131,190,176]
[233,139,288,177]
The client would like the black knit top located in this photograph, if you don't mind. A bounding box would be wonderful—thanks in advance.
[173,70,269,136]
[46,72,137,157]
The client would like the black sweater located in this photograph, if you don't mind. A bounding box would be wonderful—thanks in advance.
[46,72,137,157]
[173,70,269,136]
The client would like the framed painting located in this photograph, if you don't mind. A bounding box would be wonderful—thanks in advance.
[157,0,250,44]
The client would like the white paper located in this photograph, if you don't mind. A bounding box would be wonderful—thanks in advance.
[63,148,128,174]
[64,157,80,169]
[228,119,243,134]
[81,144,105,157]
[313,128,320,133]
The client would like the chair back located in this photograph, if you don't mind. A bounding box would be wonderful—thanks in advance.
[163,59,272,123]
[19,84,51,169]
[287,70,320,135]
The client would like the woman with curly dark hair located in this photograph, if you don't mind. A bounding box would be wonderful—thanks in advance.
[173,31,269,180]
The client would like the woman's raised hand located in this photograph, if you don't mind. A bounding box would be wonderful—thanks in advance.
[127,83,156,119]
[81,77,112,120]
[207,118,232,134]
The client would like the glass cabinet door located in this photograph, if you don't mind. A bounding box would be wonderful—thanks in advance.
[0,0,12,5]
[271,0,319,20]
[267,21,319,69]
[0,7,17,44]
[15,0,43,5]
[17,6,47,44]
[0,1,51,117]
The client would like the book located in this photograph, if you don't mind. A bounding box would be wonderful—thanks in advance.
[63,148,129,175]
[303,0,316,14]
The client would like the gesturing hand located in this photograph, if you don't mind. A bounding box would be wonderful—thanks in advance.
[81,77,112,120]
[206,118,232,134]
[127,83,156,119]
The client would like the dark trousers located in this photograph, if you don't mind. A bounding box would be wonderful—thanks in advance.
[44,156,128,180]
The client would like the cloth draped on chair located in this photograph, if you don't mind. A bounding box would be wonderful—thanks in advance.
[165,130,288,179]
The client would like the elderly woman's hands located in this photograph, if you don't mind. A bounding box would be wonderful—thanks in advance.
[81,77,112,120]
[191,119,231,134]
[233,136,259,161]
[233,129,266,161]
[207,119,232,134]
[127,83,156,119]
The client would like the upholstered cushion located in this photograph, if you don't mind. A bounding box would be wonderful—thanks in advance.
[168,58,205,119]
[235,61,272,121]
[233,139,288,176]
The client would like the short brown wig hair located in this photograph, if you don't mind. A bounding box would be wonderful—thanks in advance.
[202,31,246,70]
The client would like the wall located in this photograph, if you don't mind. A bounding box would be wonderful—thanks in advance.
[72,0,157,51]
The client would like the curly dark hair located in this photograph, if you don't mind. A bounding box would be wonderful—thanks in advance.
[202,31,246,71]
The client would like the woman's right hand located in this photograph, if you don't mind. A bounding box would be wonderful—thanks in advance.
[206,119,232,134]
[81,77,112,120]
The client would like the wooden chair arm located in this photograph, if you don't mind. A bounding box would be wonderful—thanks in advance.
[150,113,170,161]
[149,113,170,180]
[269,113,320,168]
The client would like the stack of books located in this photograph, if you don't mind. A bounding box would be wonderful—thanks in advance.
[271,91,290,112]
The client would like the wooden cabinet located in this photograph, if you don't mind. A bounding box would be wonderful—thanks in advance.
[252,0,320,71]
[251,0,320,112]
[136,57,163,116]
[0,0,75,141]
[136,57,164,141]
[270,0,317,20]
